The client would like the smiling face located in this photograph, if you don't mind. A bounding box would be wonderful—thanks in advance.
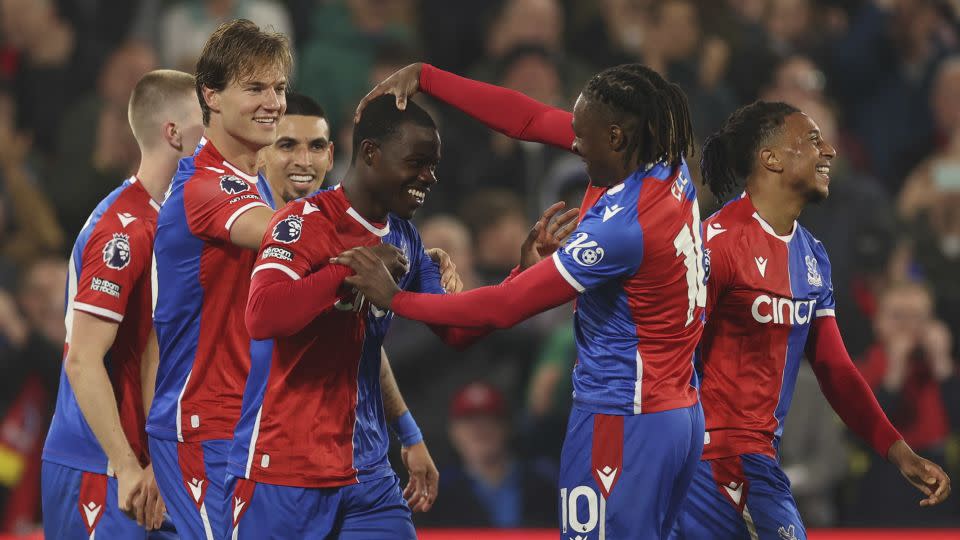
[208,65,288,151]
[260,114,333,204]
[364,122,440,220]
[771,112,836,202]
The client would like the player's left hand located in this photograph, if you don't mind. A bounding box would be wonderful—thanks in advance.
[888,439,951,506]
[141,463,166,530]
[520,201,580,270]
[401,441,439,512]
[426,248,463,293]
[332,247,401,309]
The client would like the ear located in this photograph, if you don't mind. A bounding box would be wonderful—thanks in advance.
[202,85,221,116]
[360,139,379,166]
[609,124,626,152]
[759,148,783,173]
[326,142,335,172]
[162,121,182,152]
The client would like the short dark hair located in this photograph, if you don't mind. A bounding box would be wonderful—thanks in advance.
[284,92,326,119]
[351,95,436,163]
[582,64,694,170]
[195,19,293,126]
[700,101,800,201]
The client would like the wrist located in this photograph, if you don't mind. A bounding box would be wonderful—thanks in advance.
[886,438,911,465]
[390,410,423,447]
[112,454,141,474]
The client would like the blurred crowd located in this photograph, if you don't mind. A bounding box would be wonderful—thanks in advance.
[0,0,958,532]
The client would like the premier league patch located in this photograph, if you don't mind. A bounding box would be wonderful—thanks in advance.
[272,215,303,244]
[219,174,250,195]
[102,233,131,270]
[564,232,605,267]
[805,255,822,287]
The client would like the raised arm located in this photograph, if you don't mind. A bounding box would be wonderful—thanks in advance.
[357,63,575,152]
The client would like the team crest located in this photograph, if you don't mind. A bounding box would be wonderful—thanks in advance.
[564,232,605,267]
[272,215,303,244]
[102,233,131,270]
[805,255,822,287]
[219,174,250,195]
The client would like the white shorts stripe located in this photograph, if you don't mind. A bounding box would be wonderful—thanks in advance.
[73,303,124,323]
[224,202,269,231]
[199,502,215,540]
[552,252,585,293]
[251,263,300,280]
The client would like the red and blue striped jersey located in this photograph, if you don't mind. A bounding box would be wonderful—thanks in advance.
[148,141,277,443]
[700,193,836,460]
[227,186,445,487]
[552,161,705,415]
[43,177,161,473]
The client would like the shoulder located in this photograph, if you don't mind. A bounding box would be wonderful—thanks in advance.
[703,199,752,253]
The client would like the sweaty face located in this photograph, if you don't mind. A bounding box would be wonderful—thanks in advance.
[774,112,836,203]
[261,114,333,204]
[369,124,440,220]
[572,94,624,187]
[214,67,287,150]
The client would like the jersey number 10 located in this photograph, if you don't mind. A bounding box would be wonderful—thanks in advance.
[672,204,707,327]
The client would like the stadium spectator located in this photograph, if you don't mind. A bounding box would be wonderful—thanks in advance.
[0,0,106,156]
[49,41,156,240]
[849,281,960,525]
[158,0,293,71]
[417,381,556,528]
[459,189,529,284]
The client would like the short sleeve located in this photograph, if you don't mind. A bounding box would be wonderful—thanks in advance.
[73,219,150,322]
[552,221,644,292]
[251,201,330,281]
[410,245,445,295]
[184,173,269,242]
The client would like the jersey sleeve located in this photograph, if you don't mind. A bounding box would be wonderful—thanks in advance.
[184,173,270,242]
[551,221,644,293]
[406,233,445,295]
[251,201,330,281]
[812,243,836,318]
[704,231,737,317]
[73,219,149,323]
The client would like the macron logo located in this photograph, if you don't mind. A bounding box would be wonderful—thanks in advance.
[116,213,137,228]
[602,204,624,222]
[755,256,768,277]
[188,477,204,503]
[82,501,102,527]
[233,497,246,523]
[706,222,726,241]
[724,482,744,506]
[596,466,618,494]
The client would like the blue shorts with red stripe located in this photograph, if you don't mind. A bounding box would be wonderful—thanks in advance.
[670,453,806,540]
[149,436,230,540]
[224,473,415,539]
[41,460,177,539]
[559,402,704,539]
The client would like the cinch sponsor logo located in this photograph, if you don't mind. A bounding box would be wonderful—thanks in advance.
[751,295,816,325]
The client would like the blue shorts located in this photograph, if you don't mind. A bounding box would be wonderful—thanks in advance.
[225,473,414,539]
[559,403,704,539]
[41,460,177,539]
[670,453,806,540]
[149,436,230,540]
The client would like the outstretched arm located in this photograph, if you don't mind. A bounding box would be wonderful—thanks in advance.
[356,63,575,152]
[335,249,578,329]
[807,316,950,506]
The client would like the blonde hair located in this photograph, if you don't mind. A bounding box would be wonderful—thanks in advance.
[128,69,196,148]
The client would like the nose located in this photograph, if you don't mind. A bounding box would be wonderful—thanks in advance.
[293,146,310,167]
[420,166,438,186]
[262,87,282,111]
[821,140,837,160]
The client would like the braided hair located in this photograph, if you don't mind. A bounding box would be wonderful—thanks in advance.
[700,101,800,202]
[581,64,694,169]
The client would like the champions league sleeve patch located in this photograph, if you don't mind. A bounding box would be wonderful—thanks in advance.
[271,215,303,244]
[102,233,132,270]
[219,174,250,195]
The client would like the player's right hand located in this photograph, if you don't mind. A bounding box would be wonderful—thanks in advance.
[333,247,402,309]
[355,63,423,123]
[115,460,146,524]
[888,439,952,506]
[369,243,409,282]
[520,201,580,270]
[140,463,167,530]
